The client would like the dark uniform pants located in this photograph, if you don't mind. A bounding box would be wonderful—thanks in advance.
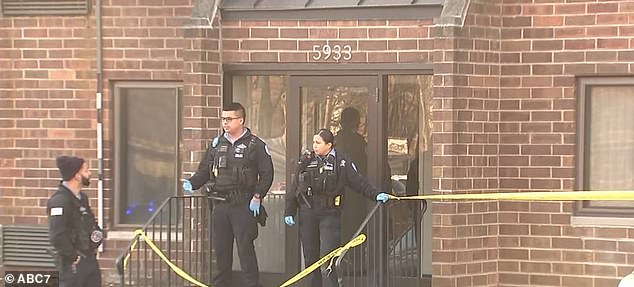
[59,253,101,287]
[212,202,260,287]
[299,208,341,287]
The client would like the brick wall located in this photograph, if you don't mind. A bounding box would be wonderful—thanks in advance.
[182,23,222,174]
[432,0,634,286]
[4,0,634,286]
[0,0,193,283]
[497,1,634,286]
[0,14,98,226]
[432,0,502,286]
[221,19,433,64]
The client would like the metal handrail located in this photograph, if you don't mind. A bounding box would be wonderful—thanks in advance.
[115,195,181,274]
[332,200,428,286]
[114,195,211,286]
[335,201,382,269]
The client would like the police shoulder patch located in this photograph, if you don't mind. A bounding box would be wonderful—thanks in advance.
[212,136,220,148]
[264,145,271,156]
[50,207,63,216]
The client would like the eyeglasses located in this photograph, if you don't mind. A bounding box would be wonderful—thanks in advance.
[221,116,242,122]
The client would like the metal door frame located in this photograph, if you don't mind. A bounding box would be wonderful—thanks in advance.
[223,69,432,287]
[288,75,387,286]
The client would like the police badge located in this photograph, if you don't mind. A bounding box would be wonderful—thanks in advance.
[90,229,103,244]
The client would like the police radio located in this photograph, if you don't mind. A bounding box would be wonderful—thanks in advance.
[295,149,314,208]
[300,149,314,164]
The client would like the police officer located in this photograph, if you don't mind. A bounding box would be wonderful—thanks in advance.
[182,102,274,287]
[284,129,390,287]
[47,156,103,287]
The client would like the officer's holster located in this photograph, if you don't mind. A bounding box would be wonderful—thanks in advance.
[256,205,268,227]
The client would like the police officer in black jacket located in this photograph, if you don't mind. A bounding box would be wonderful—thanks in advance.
[47,156,103,287]
[182,102,274,287]
[284,129,390,287]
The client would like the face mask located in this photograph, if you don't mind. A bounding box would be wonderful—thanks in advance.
[81,175,91,187]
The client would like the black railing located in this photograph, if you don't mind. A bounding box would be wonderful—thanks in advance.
[335,199,429,287]
[115,195,429,287]
[335,202,382,286]
[115,195,212,287]
[386,199,429,286]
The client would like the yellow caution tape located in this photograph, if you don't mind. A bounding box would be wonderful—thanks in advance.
[279,234,366,287]
[121,190,634,287]
[388,190,634,201]
[127,229,211,287]
[122,237,138,269]
[122,230,367,287]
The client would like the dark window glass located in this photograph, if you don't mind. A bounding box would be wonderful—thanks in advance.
[115,83,180,225]
[386,75,433,277]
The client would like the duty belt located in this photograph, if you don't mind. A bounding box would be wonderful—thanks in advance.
[211,191,252,205]
[301,194,342,209]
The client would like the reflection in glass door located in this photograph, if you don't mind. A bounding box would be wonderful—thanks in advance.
[230,75,292,287]
[385,75,433,287]
[299,84,372,244]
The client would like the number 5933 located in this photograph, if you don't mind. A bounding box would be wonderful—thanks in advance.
[311,44,352,62]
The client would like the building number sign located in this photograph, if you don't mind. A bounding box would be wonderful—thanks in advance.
[312,44,353,62]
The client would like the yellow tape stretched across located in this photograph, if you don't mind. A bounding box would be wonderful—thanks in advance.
[128,229,210,287]
[123,190,634,286]
[278,234,366,287]
[123,229,366,287]
[388,190,634,201]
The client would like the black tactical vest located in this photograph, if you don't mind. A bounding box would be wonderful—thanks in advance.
[76,205,103,251]
[299,154,338,196]
[65,194,102,253]
[211,135,258,193]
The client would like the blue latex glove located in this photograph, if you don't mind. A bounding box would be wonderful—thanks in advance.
[249,198,261,217]
[182,180,193,193]
[376,192,390,203]
[284,216,295,226]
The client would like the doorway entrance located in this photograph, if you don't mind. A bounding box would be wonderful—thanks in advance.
[229,73,432,287]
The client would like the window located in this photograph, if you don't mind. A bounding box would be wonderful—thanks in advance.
[114,82,181,225]
[386,75,433,277]
[576,77,634,216]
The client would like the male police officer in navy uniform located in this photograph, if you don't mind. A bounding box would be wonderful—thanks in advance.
[47,156,103,287]
[183,102,274,287]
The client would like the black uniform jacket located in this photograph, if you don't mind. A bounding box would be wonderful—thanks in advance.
[189,128,274,198]
[47,184,94,265]
[285,148,381,217]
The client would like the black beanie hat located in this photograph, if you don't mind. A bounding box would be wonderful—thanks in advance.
[56,156,85,181]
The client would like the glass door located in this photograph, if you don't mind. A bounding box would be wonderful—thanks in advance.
[286,76,381,286]
[229,74,431,287]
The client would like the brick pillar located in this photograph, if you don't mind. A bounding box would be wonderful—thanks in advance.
[432,0,501,286]
[182,7,222,176]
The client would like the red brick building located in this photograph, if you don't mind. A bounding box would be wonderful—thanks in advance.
[1,0,634,286]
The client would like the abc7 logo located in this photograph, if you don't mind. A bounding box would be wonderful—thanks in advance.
[4,273,16,284]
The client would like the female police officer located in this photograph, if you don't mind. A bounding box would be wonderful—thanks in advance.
[284,129,390,287]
